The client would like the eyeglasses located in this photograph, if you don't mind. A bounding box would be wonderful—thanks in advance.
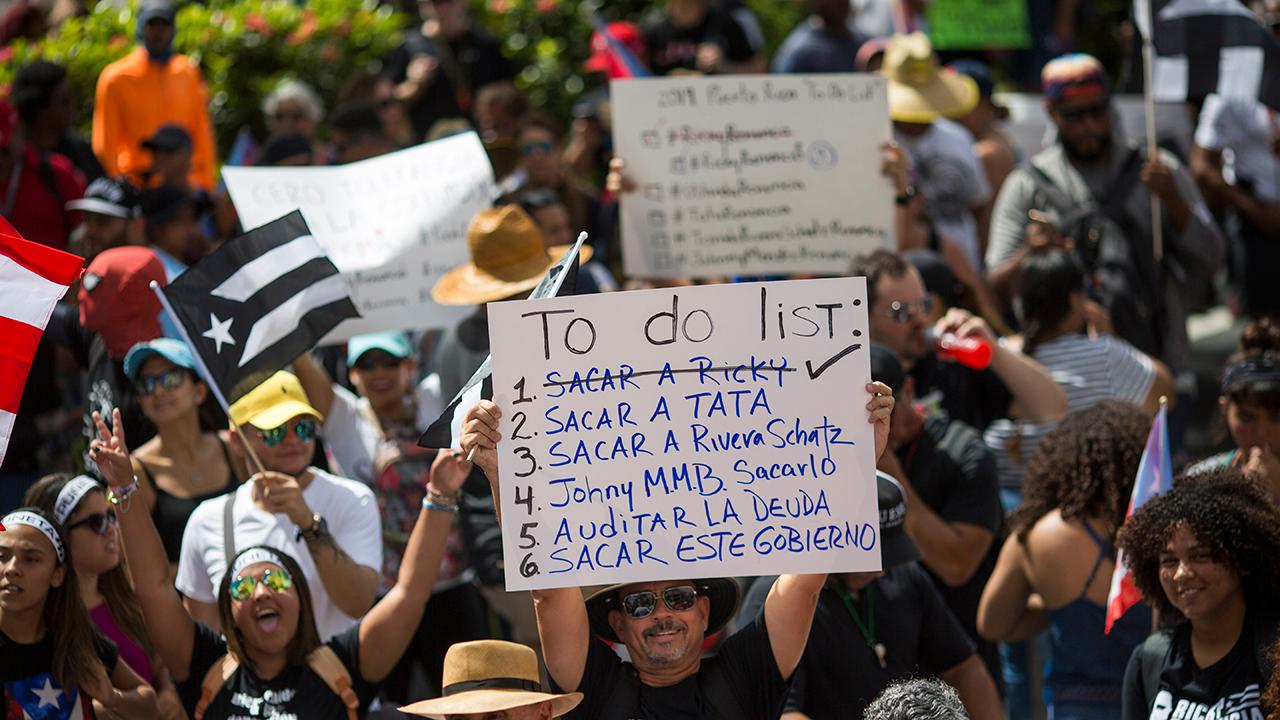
[520,140,556,156]
[1057,102,1109,123]
[66,508,118,535]
[257,418,318,448]
[135,369,191,396]
[617,586,698,619]
[353,353,404,371]
[882,296,933,324]
[229,568,293,601]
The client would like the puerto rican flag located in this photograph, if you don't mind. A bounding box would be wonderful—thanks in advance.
[0,217,84,465]
[4,672,90,719]
[1105,404,1173,633]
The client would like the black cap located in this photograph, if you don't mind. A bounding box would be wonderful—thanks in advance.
[141,124,192,153]
[137,0,176,25]
[67,177,141,218]
[877,471,920,568]
[868,343,906,399]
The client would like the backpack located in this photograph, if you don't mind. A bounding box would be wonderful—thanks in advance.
[1024,147,1167,360]
[193,647,359,720]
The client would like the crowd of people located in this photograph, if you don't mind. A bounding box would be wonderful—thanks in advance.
[3,0,1280,718]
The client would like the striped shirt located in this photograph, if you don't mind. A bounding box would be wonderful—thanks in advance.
[984,334,1155,490]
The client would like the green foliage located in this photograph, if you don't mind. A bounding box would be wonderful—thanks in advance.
[0,0,404,155]
[468,0,806,120]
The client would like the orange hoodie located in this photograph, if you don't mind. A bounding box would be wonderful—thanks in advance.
[92,47,217,190]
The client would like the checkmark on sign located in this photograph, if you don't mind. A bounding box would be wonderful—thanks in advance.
[805,343,862,380]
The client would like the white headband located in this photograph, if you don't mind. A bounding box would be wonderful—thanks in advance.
[1,512,65,563]
[54,475,101,526]
[229,547,289,582]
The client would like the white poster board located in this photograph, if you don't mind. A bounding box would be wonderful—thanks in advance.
[488,277,882,591]
[611,75,893,279]
[223,133,493,343]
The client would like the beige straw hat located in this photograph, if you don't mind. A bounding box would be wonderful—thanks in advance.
[399,640,582,718]
[881,32,979,123]
[431,205,592,306]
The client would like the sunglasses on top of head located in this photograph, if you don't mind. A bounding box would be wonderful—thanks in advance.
[66,508,118,535]
[617,585,699,619]
[256,418,318,448]
[229,568,293,601]
[134,368,191,396]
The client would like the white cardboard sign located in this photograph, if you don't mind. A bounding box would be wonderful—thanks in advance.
[612,75,894,279]
[223,133,493,343]
[488,277,882,591]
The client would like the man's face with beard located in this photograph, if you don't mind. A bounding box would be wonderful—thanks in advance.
[608,581,710,668]
[1048,92,1113,163]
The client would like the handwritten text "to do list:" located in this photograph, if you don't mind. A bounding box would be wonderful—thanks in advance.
[488,277,882,591]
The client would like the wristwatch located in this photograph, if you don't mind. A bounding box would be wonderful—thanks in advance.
[296,513,329,542]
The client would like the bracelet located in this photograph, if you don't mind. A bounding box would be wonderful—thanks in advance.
[423,487,461,514]
[106,476,140,513]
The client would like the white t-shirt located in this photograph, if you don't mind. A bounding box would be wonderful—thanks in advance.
[896,118,992,270]
[983,334,1155,489]
[322,374,444,485]
[175,467,382,640]
[1194,93,1280,204]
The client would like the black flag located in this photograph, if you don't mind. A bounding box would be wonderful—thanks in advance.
[1139,0,1280,110]
[160,211,359,405]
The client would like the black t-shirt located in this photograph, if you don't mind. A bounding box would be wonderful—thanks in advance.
[176,621,376,719]
[741,567,973,720]
[1122,613,1274,720]
[897,412,1003,685]
[553,611,789,720]
[0,628,118,719]
[643,7,754,76]
[384,27,516,140]
[909,352,1013,434]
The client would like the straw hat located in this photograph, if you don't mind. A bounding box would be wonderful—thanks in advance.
[431,205,592,306]
[584,577,741,644]
[881,33,978,123]
[399,641,582,718]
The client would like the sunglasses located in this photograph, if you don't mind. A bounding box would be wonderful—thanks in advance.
[1057,102,1109,123]
[135,368,191,396]
[229,568,293,601]
[353,353,404,371]
[618,586,699,619]
[66,508,118,535]
[882,296,933,324]
[520,140,556,156]
[257,418,318,448]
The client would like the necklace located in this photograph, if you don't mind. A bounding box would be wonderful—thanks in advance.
[838,587,887,669]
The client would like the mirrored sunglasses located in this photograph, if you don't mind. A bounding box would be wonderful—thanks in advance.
[135,369,191,396]
[520,140,555,156]
[229,568,293,601]
[66,508,118,535]
[884,296,933,324]
[619,586,698,619]
[258,418,318,448]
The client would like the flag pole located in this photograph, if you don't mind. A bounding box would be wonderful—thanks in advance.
[1141,0,1164,262]
[150,281,268,476]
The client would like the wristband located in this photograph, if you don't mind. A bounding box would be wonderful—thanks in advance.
[106,476,140,513]
[423,486,461,513]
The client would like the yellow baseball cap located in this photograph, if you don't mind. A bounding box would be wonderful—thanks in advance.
[229,371,324,430]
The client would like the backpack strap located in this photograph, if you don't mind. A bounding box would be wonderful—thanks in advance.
[1140,630,1174,708]
[194,653,240,720]
[307,645,360,720]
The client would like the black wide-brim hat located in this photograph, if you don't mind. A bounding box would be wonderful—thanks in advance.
[585,578,741,644]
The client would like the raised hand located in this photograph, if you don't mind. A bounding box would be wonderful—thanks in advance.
[429,448,473,495]
[866,381,895,463]
[461,400,502,482]
[89,409,133,488]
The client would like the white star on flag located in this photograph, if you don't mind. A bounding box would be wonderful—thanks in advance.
[33,677,61,708]
[203,313,236,354]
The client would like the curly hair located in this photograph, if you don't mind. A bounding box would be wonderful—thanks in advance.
[1115,467,1280,621]
[1010,400,1150,541]
[864,678,970,720]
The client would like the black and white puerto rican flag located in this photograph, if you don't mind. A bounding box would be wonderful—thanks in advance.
[161,211,359,404]
[1138,0,1280,110]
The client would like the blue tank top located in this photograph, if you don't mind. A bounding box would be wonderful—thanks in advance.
[1045,522,1150,703]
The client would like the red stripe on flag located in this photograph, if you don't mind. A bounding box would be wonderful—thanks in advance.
[0,315,42,414]
[0,228,84,286]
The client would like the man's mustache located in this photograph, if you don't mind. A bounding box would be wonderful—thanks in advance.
[643,618,687,637]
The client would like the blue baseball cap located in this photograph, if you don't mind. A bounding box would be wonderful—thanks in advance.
[346,331,412,366]
[124,338,197,381]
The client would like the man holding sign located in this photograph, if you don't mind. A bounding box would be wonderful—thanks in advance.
[458,379,892,719]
